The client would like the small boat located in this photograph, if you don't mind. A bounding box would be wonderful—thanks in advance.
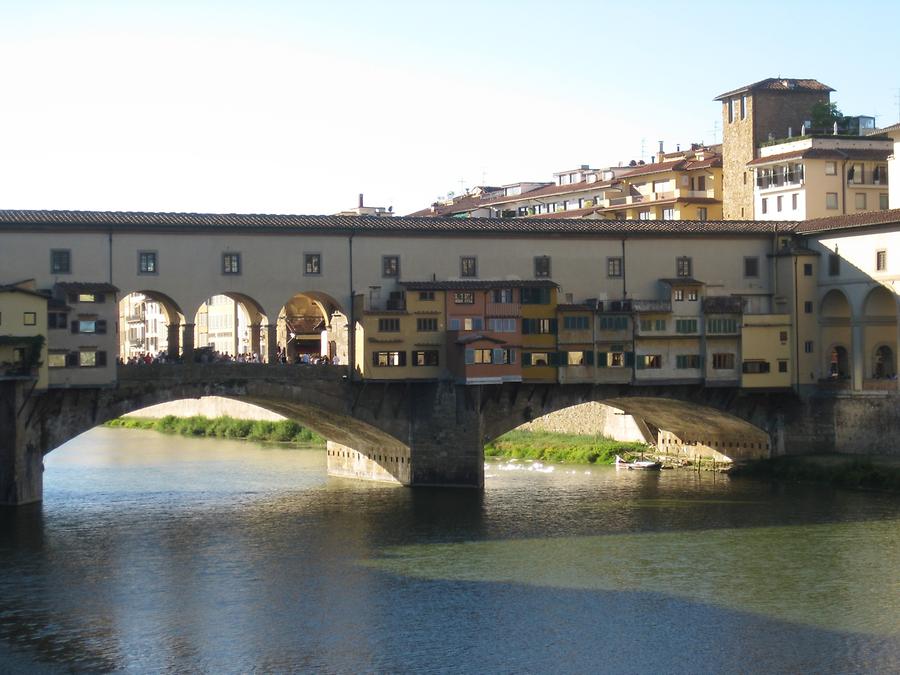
[615,454,662,470]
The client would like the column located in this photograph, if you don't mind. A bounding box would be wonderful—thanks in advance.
[0,381,43,505]
[265,324,277,363]
[851,322,864,391]
[166,323,181,360]
[250,323,262,359]
[182,323,196,363]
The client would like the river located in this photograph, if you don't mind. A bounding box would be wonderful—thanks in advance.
[0,427,898,673]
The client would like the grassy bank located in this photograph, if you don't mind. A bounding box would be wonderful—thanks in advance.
[484,430,650,465]
[105,415,325,445]
[731,455,900,492]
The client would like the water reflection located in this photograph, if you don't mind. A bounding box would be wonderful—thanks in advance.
[0,427,895,672]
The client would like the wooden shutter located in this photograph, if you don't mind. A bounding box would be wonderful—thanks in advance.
[71,320,79,334]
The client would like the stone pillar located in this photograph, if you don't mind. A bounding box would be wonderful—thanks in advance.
[250,323,262,360]
[265,324,277,363]
[166,323,181,360]
[0,381,43,506]
[851,322,864,391]
[182,323,196,363]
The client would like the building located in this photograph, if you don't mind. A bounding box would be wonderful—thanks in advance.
[880,122,900,208]
[335,194,394,217]
[0,280,49,389]
[716,78,834,219]
[119,292,169,360]
[749,135,892,220]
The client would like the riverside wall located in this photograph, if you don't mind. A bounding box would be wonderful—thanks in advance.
[515,402,646,442]
[123,396,286,421]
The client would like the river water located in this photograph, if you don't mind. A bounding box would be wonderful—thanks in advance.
[0,427,898,673]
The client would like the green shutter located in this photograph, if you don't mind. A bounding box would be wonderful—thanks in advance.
[636,355,645,370]
[597,352,607,368]
[586,350,595,365]
[549,319,558,334]
[522,319,531,335]
[522,352,532,366]
[465,349,474,365]
[625,351,635,367]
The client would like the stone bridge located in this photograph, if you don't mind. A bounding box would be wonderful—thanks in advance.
[3,363,853,506]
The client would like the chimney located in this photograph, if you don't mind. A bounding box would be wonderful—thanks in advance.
[657,140,665,163]
[358,193,364,208]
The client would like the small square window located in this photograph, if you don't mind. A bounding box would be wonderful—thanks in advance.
[676,256,692,278]
[23,311,37,326]
[826,192,839,210]
[876,250,887,272]
[460,256,477,278]
[50,249,71,274]
[880,193,889,210]
[673,289,684,301]
[534,256,551,278]
[607,257,623,278]
[803,263,813,276]
[855,193,867,210]
[382,255,400,278]
[744,257,759,278]
[825,162,837,176]
[804,301,813,314]
[222,253,241,275]
[687,290,698,301]
[804,341,814,353]
[138,251,158,274]
[304,253,321,275]
[697,207,708,221]
[778,360,788,373]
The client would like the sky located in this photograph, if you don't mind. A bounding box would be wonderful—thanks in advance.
[0,0,898,216]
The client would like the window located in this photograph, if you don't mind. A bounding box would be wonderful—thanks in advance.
[563,316,590,330]
[792,193,798,210]
[675,319,697,334]
[382,255,400,278]
[608,351,625,367]
[78,350,106,367]
[566,351,592,366]
[778,360,788,373]
[417,318,438,332]
[740,95,746,120]
[520,287,551,305]
[828,254,840,276]
[466,348,494,365]
[655,319,666,331]
[488,318,516,332]
[728,99,734,123]
[138,251,158,274]
[534,256,551,278]
[522,318,557,334]
[412,350,439,366]
[48,353,67,368]
[223,253,241,275]
[687,291,698,301]
[74,319,107,334]
[304,253,321,275]
[739,256,758,279]
[804,301,813,314]
[74,292,103,303]
[460,256,477,277]
[462,317,483,331]
[673,289,684,301]
[639,319,652,331]
[601,257,622,278]
[826,192,839,210]
[378,318,400,332]
[453,292,474,304]
[825,162,837,175]
[676,355,700,369]
[761,198,768,214]
[712,353,735,369]
[662,208,675,220]
[419,291,435,301]
[855,193,867,210]
[23,311,37,326]
[449,318,460,330]
[849,163,863,184]
[708,318,738,334]
[639,355,662,369]
[637,210,652,220]
[373,351,406,367]
[803,263,813,276]
[804,341,814,353]
[776,195,783,212]
[599,316,628,331]
[880,194,890,210]
[877,250,887,272]
[50,249,71,274]
[492,288,513,303]
[525,351,551,366]
[48,312,67,329]
[742,360,770,374]
[697,207,708,221]
[676,257,692,277]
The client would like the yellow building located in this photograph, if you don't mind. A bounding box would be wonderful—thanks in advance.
[521,285,558,381]
[0,280,49,389]
[741,315,792,388]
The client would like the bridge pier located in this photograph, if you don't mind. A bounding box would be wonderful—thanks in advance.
[182,323,195,362]
[167,323,181,360]
[0,381,43,506]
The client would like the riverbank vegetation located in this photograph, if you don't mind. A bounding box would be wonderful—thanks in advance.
[105,415,325,445]
[731,455,900,492]
[484,430,649,465]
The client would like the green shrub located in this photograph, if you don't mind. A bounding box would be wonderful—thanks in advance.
[104,415,324,446]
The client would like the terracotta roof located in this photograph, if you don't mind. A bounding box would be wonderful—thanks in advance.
[714,78,833,101]
[659,277,705,286]
[55,282,119,293]
[748,147,891,166]
[795,208,900,234]
[874,122,900,135]
[528,206,600,219]
[0,209,798,236]
[0,284,49,300]
[455,334,507,345]
[400,280,558,291]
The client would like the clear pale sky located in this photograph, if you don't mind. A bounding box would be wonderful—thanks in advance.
[0,0,897,216]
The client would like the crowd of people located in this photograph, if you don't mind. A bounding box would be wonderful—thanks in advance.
[119,347,340,366]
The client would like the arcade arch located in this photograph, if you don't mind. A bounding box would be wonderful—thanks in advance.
[863,285,897,380]
[275,291,347,363]
[117,291,186,362]
[820,289,853,380]
[193,293,269,361]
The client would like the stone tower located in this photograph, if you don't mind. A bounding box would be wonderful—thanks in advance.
[715,78,833,220]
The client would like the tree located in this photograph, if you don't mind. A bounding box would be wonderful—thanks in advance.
[810,101,843,131]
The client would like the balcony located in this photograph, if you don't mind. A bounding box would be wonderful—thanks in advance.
[676,189,716,199]
[631,300,672,313]
[703,297,743,314]
[485,301,520,317]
